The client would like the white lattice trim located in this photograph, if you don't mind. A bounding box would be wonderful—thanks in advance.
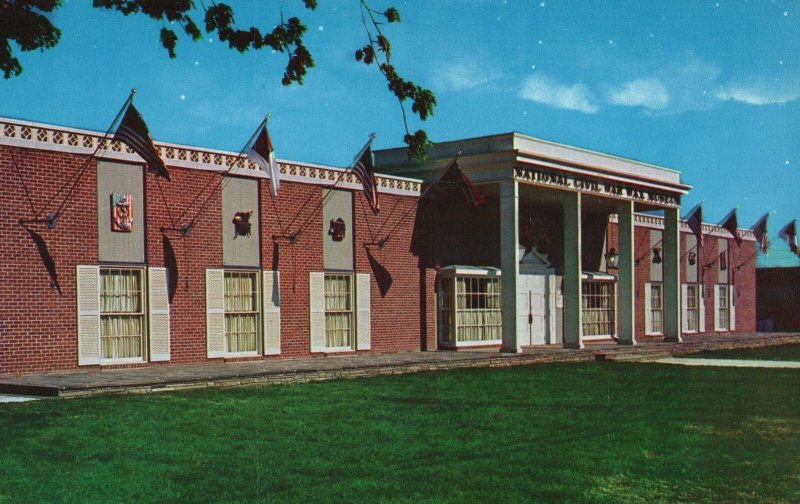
[0,116,422,197]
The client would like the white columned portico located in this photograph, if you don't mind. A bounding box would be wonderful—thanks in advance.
[562,191,583,349]
[663,207,682,342]
[499,179,520,352]
[616,201,636,345]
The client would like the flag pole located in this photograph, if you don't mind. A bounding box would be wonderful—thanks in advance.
[372,150,462,250]
[284,132,376,243]
[28,89,138,229]
[348,132,376,168]
[176,114,271,236]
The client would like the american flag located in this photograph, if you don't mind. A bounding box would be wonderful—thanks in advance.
[684,204,703,248]
[778,220,799,256]
[247,123,280,198]
[719,208,742,247]
[351,141,379,214]
[751,213,769,253]
[113,104,170,181]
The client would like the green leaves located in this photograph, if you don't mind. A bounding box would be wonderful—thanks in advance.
[3,0,435,160]
[159,28,177,58]
[384,7,400,22]
[0,0,62,78]
[404,130,429,161]
[357,1,436,159]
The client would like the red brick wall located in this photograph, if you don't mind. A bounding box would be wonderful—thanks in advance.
[145,166,222,364]
[608,221,757,341]
[1,147,97,374]
[1,145,428,375]
[728,239,756,332]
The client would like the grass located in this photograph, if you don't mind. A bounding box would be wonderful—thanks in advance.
[1,362,799,503]
[686,343,800,361]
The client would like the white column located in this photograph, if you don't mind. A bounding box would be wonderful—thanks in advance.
[562,191,583,349]
[616,201,636,345]
[663,207,682,342]
[500,180,520,353]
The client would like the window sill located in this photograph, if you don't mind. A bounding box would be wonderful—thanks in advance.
[441,339,502,348]
[320,346,355,354]
[223,351,260,358]
[583,335,614,341]
[101,357,144,365]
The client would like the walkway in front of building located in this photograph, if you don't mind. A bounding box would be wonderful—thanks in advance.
[1,332,799,399]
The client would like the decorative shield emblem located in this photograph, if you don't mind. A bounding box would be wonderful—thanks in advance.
[111,193,133,232]
[329,218,346,241]
[232,210,253,238]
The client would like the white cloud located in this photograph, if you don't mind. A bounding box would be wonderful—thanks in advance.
[715,84,800,105]
[434,62,500,92]
[519,74,599,114]
[607,78,670,110]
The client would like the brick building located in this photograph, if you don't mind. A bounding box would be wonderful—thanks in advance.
[376,133,756,350]
[1,117,433,375]
[1,118,757,375]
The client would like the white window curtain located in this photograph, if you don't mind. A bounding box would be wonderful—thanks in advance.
[454,277,501,343]
[324,274,352,348]
[100,269,143,359]
[224,272,258,353]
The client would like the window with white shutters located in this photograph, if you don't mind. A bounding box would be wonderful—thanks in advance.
[645,282,664,336]
[324,273,354,349]
[685,284,700,333]
[99,268,145,361]
[309,272,370,353]
[224,271,260,354]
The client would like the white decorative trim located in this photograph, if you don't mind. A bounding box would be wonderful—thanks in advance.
[608,213,756,242]
[0,116,421,197]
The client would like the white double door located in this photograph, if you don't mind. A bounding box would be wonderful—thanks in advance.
[517,273,555,346]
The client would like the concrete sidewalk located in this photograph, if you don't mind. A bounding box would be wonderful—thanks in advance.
[655,357,800,368]
[1,332,798,399]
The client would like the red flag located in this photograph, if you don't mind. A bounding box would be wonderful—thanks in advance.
[437,159,485,207]
[247,123,280,197]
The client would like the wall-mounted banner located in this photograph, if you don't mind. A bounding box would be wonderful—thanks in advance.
[111,193,133,232]
[329,218,346,242]
[232,210,253,238]
[514,165,680,207]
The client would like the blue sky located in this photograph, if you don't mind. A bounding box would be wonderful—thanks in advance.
[3,0,799,266]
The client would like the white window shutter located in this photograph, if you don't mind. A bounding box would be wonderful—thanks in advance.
[76,265,101,365]
[681,284,689,334]
[729,285,736,331]
[147,267,170,362]
[309,272,326,353]
[206,269,226,358]
[644,283,653,335]
[262,270,281,355]
[699,285,706,333]
[356,273,371,351]
[713,285,721,331]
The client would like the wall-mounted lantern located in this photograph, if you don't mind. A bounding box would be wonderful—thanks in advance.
[605,248,620,269]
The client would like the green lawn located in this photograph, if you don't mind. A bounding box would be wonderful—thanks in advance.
[686,343,800,361]
[1,362,799,503]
